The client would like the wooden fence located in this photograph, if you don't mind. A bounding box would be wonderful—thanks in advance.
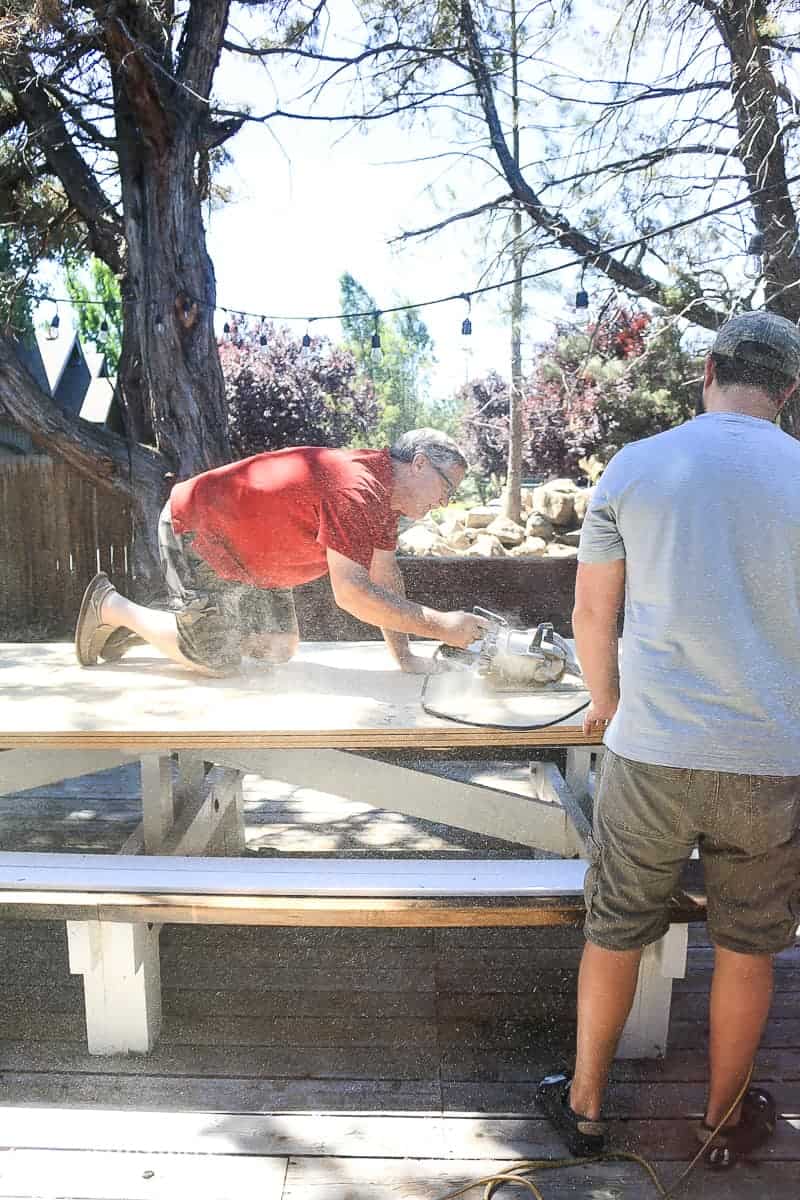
[0,458,134,636]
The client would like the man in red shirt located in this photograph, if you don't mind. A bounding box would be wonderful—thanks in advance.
[75,429,486,675]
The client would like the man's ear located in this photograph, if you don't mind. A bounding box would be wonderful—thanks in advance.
[776,378,799,413]
[411,452,426,474]
[703,354,715,388]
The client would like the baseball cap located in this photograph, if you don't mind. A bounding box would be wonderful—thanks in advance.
[711,311,800,379]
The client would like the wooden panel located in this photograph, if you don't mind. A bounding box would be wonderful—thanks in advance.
[0,893,588,927]
[0,851,589,896]
[0,641,602,749]
[0,1148,287,1200]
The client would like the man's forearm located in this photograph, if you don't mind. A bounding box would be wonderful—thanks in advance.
[572,609,620,707]
[338,577,448,639]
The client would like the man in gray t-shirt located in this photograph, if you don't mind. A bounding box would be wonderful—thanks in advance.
[537,312,800,1168]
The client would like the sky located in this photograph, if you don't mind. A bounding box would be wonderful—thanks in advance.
[33,0,725,394]
[202,0,587,397]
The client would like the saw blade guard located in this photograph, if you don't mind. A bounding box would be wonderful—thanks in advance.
[454,607,583,687]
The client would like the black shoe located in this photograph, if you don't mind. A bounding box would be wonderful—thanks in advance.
[536,1069,607,1157]
[696,1087,777,1169]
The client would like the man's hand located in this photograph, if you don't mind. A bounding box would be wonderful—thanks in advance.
[583,699,618,737]
[436,610,489,649]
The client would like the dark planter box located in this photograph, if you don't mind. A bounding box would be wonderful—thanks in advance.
[294,555,578,642]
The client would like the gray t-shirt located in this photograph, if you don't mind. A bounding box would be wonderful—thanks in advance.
[579,412,800,773]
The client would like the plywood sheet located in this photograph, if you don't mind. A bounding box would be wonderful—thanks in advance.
[0,641,597,749]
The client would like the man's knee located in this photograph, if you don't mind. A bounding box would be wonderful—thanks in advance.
[242,632,299,663]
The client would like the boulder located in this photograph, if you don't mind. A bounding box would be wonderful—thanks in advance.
[525,512,555,542]
[397,526,450,556]
[573,486,596,524]
[508,536,548,557]
[446,528,474,551]
[532,480,577,527]
[465,505,497,529]
[546,542,579,558]
[485,516,526,547]
[472,533,507,558]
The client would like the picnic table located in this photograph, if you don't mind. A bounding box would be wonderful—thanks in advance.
[0,640,695,1057]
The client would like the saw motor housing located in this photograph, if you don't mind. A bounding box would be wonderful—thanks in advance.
[440,608,582,689]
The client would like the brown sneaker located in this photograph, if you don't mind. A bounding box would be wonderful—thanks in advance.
[75,572,120,666]
[100,627,146,661]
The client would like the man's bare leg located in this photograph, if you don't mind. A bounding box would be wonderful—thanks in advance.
[705,946,773,1126]
[569,942,642,1120]
[100,590,218,675]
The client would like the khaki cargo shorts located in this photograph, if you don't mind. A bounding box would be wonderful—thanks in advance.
[584,749,800,955]
[158,501,298,674]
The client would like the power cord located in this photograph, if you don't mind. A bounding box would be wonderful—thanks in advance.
[420,645,590,731]
[430,1068,755,1200]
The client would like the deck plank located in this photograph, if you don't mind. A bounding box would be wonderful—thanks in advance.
[0,760,798,1199]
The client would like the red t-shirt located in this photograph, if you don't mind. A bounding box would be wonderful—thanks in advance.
[169,446,397,588]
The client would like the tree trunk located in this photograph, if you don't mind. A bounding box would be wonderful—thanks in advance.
[106,15,231,479]
[502,0,523,525]
[504,207,524,525]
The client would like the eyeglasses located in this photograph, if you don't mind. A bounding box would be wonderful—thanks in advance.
[427,456,458,503]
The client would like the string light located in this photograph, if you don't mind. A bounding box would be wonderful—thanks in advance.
[370,312,382,365]
[461,294,472,337]
[154,313,165,334]
[575,263,589,310]
[300,324,312,359]
[46,309,60,340]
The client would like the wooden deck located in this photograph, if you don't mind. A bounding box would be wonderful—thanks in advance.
[0,762,798,1198]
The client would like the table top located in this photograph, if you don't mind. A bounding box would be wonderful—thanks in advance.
[0,641,597,750]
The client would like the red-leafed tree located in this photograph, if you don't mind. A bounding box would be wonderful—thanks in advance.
[461,310,697,483]
[222,324,379,459]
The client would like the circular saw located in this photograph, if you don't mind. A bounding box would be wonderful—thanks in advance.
[438,607,582,691]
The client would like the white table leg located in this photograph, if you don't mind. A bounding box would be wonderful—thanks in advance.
[617,923,689,1059]
[140,754,174,853]
[66,919,162,1055]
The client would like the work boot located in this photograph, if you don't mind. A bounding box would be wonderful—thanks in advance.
[75,572,121,666]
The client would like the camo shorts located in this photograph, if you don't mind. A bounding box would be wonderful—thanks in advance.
[158,500,298,674]
[584,749,800,956]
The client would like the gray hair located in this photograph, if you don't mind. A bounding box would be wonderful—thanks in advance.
[389,428,469,472]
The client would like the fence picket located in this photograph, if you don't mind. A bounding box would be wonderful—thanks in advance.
[0,460,133,636]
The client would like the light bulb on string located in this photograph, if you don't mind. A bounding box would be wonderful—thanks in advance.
[575,265,590,324]
[154,313,165,335]
[46,307,60,340]
[746,231,764,279]
[370,313,382,365]
[461,293,472,337]
[300,323,312,360]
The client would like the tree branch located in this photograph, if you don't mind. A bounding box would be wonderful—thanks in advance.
[458,0,725,330]
[390,194,514,243]
[0,52,124,275]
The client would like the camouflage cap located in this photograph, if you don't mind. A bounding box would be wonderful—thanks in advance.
[712,311,800,379]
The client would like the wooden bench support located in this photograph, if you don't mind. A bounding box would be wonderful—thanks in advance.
[0,851,701,1058]
[617,923,689,1059]
[66,918,162,1054]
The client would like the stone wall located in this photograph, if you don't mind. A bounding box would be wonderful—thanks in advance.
[396,478,594,561]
